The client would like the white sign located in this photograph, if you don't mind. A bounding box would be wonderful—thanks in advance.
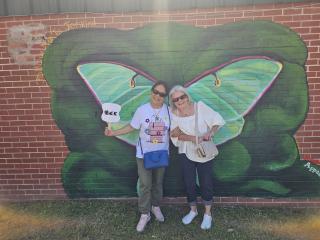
[101,103,121,123]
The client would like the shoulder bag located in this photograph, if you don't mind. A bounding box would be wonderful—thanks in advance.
[195,102,219,160]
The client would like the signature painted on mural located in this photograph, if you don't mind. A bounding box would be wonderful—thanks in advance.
[304,162,320,178]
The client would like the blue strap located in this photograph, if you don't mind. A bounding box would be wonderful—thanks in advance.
[166,105,171,130]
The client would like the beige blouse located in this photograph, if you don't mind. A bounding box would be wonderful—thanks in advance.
[170,101,225,162]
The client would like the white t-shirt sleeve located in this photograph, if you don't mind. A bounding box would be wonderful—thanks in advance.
[198,101,225,129]
[130,107,142,130]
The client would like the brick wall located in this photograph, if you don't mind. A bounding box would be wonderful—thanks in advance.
[0,1,320,205]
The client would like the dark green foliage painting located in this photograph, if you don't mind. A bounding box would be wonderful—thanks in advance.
[42,21,320,198]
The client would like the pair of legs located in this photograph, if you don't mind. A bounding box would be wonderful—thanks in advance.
[136,158,165,232]
[181,154,214,210]
[136,158,165,213]
[181,154,214,229]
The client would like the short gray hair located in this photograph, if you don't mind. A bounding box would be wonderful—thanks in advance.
[169,85,193,113]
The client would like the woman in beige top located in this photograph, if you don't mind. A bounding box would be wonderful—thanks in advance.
[169,85,225,230]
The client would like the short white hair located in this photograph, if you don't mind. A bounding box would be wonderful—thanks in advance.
[169,85,193,113]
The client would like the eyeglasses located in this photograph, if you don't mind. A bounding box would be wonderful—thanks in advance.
[152,88,167,98]
[172,94,187,103]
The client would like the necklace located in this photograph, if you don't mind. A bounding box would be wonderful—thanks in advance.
[152,106,163,121]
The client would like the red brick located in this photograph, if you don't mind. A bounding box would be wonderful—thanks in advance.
[216,18,235,25]
[13,153,29,158]
[304,34,320,40]
[169,15,186,21]
[1,115,17,121]
[7,168,23,175]
[2,185,18,190]
[30,153,46,158]
[312,14,320,20]
[273,16,293,22]
[310,39,320,46]
[46,152,63,158]
[311,27,320,33]
[263,9,282,16]
[296,130,313,137]
[0,70,11,76]
[303,8,320,15]
[24,169,40,174]
[40,190,57,195]
[297,142,312,148]
[7,179,23,184]
[25,190,41,194]
[225,12,243,18]
[0,59,10,64]
[205,13,225,18]
[113,16,132,23]
[45,142,63,147]
[150,16,171,22]
[306,59,318,65]
[34,184,49,189]
[132,15,151,22]
[309,154,320,159]
[284,8,302,15]
[293,15,312,21]
[303,148,320,153]
[307,45,319,51]
[23,179,39,184]
[283,21,301,28]
[292,27,311,34]
[304,136,320,142]
[308,65,320,71]
[39,179,56,184]
[302,21,320,27]
[18,185,34,190]
[12,142,28,148]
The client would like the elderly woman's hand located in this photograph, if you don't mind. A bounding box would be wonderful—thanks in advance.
[202,131,213,141]
[170,127,183,138]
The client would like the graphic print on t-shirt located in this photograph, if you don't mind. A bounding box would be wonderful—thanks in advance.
[145,114,168,144]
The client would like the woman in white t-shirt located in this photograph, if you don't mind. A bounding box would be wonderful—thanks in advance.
[169,85,225,230]
[105,81,170,233]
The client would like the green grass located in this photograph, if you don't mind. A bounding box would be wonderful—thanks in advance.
[1,200,319,240]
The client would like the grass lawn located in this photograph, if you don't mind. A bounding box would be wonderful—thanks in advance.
[0,200,319,240]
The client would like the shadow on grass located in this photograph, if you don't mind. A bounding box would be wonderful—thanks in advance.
[0,200,319,240]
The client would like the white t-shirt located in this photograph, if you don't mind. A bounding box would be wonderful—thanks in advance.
[130,103,171,158]
[171,101,225,162]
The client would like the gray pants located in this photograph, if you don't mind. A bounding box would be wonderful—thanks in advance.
[136,158,165,214]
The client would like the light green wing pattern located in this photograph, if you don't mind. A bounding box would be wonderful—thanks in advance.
[187,57,283,144]
[77,62,154,144]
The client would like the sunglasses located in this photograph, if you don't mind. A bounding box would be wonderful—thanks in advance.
[172,94,188,103]
[152,88,167,98]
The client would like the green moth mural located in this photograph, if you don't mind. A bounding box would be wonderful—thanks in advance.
[42,21,320,198]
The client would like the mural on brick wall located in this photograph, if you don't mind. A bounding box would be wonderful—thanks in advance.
[42,21,320,198]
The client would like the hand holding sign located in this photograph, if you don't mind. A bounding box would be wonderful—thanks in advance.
[101,103,121,132]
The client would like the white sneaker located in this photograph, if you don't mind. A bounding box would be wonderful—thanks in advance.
[200,214,212,230]
[151,206,165,222]
[182,210,198,225]
[136,213,151,232]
